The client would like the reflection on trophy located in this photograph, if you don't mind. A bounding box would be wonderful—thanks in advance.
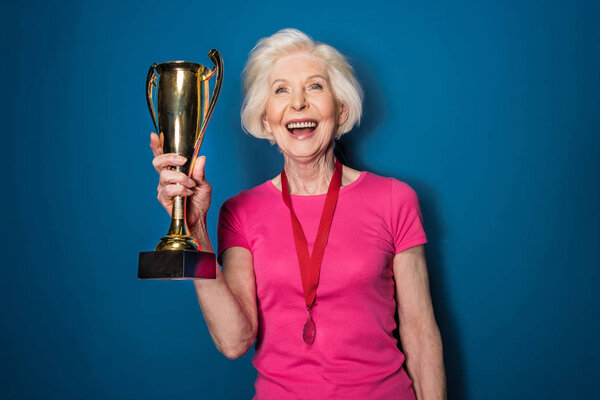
[138,49,223,280]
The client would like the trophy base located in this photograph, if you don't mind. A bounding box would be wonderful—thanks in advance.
[155,234,199,251]
[138,249,216,280]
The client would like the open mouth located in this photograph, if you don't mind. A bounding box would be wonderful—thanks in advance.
[286,120,318,137]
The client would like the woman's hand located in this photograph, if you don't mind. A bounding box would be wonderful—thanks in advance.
[150,132,212,233]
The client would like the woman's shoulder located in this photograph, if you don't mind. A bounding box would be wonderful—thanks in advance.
[220,180,276,212]
[359,170,420,201]
[356,169,408,187]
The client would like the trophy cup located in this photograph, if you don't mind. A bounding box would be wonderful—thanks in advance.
[138,49,223,280]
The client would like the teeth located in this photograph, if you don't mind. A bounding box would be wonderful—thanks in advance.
[286,121,317,129]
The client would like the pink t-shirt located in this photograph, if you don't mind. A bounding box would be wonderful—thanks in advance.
[217,171,427,400]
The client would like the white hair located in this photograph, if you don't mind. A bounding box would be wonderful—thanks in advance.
[241,29,363,142]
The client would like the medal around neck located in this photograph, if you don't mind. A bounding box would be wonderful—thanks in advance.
[281,159,343,343]
[303,311,316,344]
[138,50,223,280]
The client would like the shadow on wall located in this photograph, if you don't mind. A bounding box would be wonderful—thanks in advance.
[336,59,466,399]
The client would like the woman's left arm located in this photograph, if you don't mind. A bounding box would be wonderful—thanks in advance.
[394,244,447,400]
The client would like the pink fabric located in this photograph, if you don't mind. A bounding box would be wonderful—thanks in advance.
[217,172,427,400]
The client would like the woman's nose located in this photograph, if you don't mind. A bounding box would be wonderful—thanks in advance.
[290,90,307,111]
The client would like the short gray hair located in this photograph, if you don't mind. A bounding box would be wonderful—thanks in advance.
[241,29,363,141]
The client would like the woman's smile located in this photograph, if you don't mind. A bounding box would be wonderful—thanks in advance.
[262,52,346,160]
[286,118,319,139]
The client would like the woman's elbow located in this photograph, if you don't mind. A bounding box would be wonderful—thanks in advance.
[222,348,246,360]
[217,330,256,360]
[219,339,254,360]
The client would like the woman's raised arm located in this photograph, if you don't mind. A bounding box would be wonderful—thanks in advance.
[192,245,258,359]
[150,133,258,359]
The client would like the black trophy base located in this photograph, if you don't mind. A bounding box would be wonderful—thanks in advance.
[138,250,216,280]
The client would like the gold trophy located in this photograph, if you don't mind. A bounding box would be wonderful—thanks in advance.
[138,50,223,280]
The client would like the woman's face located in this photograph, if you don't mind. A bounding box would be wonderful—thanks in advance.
[263,52,348,162]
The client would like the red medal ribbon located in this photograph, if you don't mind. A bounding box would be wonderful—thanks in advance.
[281,158,343,344]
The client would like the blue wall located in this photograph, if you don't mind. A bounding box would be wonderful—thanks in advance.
[3,0,599,398]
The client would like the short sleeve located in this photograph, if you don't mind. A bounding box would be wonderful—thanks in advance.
[390,179,428,254]
[217,197,251,265]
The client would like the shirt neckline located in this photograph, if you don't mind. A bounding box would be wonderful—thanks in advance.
[266,170,368,199]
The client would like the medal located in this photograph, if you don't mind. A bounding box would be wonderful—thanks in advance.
[303,309,316,344]
[281,158,343,344]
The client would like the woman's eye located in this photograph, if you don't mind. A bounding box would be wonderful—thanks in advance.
[309,83,323,90]
[275,87,288,94]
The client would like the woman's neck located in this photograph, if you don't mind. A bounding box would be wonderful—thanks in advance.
[283,150,336,195]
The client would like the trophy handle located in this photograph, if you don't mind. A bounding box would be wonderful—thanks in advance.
[146,63,159,133]
[195,49,223,149]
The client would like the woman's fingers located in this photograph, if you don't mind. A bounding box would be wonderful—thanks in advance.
[191,155,207,182]
[151,132,201,214]
[158,183,194,204]
[152,153,187,173]
[150,132,163,157]
[159,169,197,188]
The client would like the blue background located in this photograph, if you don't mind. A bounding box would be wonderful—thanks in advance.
[2,0,599,398]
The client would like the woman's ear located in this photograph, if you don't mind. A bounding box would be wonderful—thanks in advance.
[337,102,349,127]
[262,113,272,134]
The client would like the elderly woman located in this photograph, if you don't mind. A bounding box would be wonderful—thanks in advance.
[150,29,446,399]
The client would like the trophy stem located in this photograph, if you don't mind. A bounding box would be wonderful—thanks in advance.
[171,194,186,224]
[154,195,199,251]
